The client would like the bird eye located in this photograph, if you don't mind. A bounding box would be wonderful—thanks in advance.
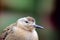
[25,21,28,23]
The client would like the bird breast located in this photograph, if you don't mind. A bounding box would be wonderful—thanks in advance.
[12,27,38,40]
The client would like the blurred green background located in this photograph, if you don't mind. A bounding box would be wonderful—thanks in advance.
[0,0,56,40]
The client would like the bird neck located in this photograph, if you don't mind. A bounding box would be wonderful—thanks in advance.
[17,25,35,32]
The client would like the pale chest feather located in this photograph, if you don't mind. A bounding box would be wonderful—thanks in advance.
[12,27,38,40]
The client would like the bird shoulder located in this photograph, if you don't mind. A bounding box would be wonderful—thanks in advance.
[0,23,16,40]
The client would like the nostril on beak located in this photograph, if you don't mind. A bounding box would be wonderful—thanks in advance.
[33,25,44,29]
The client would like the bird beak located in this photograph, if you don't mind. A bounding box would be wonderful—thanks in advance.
[33,25,44,29]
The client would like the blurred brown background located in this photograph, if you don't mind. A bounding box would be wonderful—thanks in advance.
[0,0,59,40]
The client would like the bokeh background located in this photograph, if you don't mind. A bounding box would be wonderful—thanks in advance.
[0,0,59,40]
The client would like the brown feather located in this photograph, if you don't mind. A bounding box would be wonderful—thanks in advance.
[26,17,35,22]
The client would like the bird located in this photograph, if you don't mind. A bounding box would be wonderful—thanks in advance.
[0,16,43,40]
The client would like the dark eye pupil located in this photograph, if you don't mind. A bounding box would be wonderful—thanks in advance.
[25,21,28,23]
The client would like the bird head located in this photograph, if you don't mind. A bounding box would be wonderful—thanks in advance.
[17,16,43,31]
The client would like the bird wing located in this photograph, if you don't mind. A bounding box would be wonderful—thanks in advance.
[0,23,16,40]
